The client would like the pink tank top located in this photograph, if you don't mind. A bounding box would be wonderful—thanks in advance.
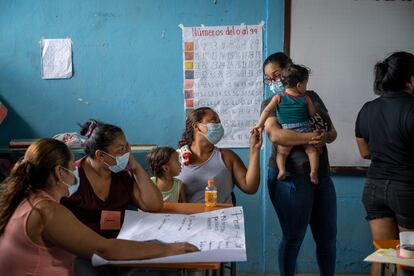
[0,191,74,276]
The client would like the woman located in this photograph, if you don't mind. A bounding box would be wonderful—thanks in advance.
[61,120,167,275]
[0,138,198,276]
[355,51,414,276]
[177,107,262,203]
[262,52,338,276]
[62,120,163,239]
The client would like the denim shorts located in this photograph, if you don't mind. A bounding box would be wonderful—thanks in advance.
[281,121,313,133]
[362,178,414,229]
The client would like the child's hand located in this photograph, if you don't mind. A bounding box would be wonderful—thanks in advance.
[251,125,263,135]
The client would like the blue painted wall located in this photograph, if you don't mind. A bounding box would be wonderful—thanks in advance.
[0,0,372,273]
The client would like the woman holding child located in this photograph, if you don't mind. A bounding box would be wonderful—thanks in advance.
[261,52,337,276]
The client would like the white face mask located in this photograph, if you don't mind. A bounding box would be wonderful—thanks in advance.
[199,123,225,145]
[102,151,130,173]
[269,80,284,94]
[61,167,80,197]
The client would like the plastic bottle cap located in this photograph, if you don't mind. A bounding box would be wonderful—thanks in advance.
[208,179,214,186]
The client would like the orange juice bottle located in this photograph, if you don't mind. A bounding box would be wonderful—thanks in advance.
[205,179,217,207]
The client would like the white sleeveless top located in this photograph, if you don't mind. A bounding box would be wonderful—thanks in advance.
[177,148,234,203]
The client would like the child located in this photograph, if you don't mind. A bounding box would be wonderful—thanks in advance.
[147,146,186,202]
[255,64,319,184]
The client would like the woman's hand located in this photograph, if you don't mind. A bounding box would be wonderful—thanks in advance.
[126,148,140,172]
[249,128,263,151]
[308,131,327,150]
[166,242,199,256]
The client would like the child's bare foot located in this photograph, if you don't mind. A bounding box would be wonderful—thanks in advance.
[277,170,286,181]
[310,172,318,185]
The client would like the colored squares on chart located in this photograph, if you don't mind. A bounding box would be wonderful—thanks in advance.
[185,99,194,108]
[184,42,194,51]
[185,61,193,70]
[185,90,194,99]
[185,70,194,79]
[183,41,194,114]
[185,51,194,60]
[184,80,194,90]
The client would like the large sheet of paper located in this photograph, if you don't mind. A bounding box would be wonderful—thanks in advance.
[41,38,73,79]
[181,24,264,148]
[92,207,246,266]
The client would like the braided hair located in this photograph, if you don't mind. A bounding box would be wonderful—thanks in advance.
[178,107,213,148]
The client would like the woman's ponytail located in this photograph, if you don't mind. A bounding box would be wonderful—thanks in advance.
[0,160,35,235]
[0,138,72,235]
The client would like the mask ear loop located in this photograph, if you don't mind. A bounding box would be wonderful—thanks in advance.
[98,150,116,169]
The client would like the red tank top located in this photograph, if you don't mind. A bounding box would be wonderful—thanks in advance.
[61,157,135,238]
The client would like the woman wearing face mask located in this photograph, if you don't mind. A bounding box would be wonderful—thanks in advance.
[62,120,163,239]
[355,51,414,276]
[0,138,198,276]
[262,52,338,276]
[177,107,262,203]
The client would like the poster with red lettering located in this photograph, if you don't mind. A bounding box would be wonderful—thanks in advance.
[181,23,264,148]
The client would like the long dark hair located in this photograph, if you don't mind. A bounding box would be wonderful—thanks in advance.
[263,52,293,72]
[0,138,72,235]
[178,107,213,148]
[80,119,124,158]
[374,51,414,95]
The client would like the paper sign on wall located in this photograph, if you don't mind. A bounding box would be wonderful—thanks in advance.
[181,23,264,148]
[40,38,73,79]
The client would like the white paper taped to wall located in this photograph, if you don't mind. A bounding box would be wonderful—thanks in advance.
[92,207,246,266]
[40,38,73,79]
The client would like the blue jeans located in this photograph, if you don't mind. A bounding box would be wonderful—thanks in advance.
[267,167,337,276]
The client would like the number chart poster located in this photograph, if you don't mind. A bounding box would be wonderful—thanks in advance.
[181,24,263,148]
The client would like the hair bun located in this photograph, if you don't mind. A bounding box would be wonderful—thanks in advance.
[83,120,98,138]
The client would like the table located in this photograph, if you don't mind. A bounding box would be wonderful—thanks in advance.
[371,240,414,276]
[122,202,235,276]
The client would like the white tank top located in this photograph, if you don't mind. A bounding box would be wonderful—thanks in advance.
[177,148,234,203]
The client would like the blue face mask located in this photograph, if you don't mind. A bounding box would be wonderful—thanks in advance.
[199,123,225,145]
[103,151,130,173]
[62,167,80,197]
[269,80,284,94]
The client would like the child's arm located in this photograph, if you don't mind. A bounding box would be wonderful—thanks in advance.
[255,94,280,129]
[307,96,317,117]
[178,183,187,203]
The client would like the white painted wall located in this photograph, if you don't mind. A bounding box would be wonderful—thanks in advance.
[290,0,414,166]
